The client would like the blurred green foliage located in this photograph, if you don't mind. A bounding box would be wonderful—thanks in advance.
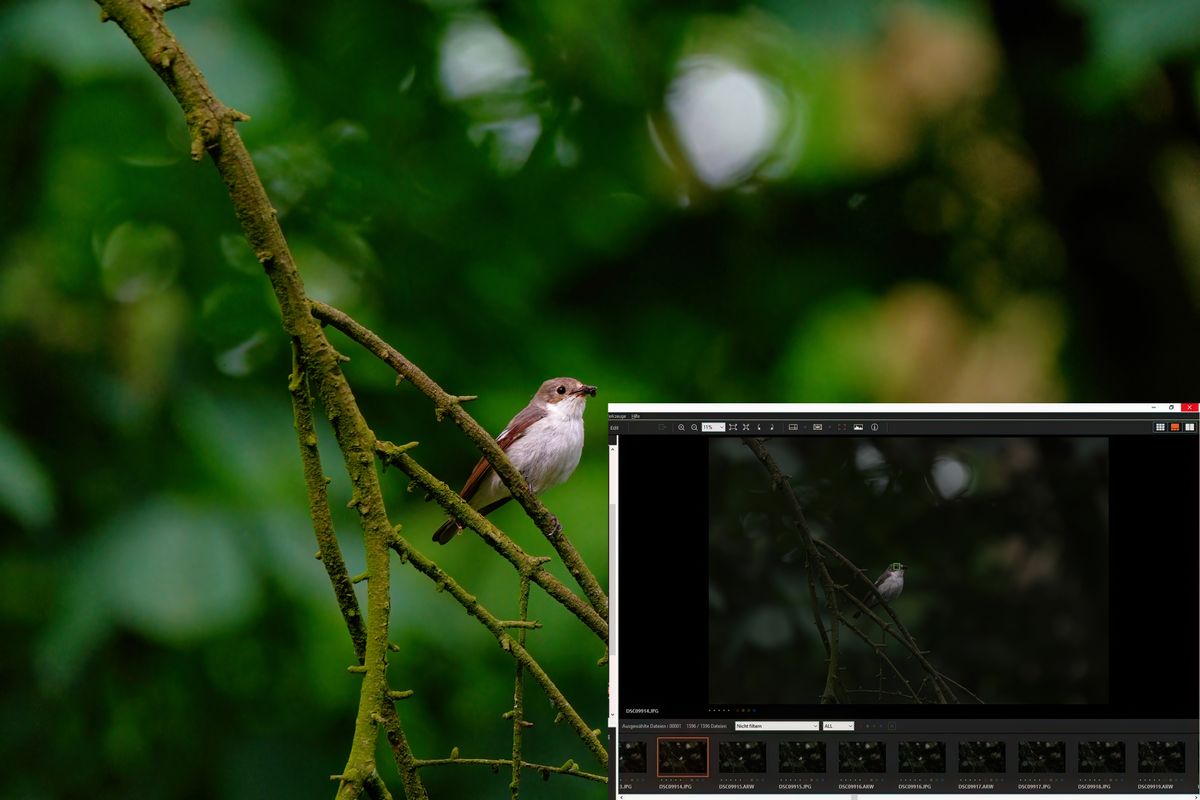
[0,0,1197,796]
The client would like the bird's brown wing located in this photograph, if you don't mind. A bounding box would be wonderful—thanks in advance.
[457,404,545,503]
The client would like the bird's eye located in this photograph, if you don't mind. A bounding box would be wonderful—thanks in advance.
[556,385,566,395]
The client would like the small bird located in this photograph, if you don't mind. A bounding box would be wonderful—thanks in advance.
[852,562,906,618]
[433,377,597,544]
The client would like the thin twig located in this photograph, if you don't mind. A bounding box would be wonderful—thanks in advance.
[414,757,607,784]
[837,613,923,703]
[938,670,986,704]
[803,550,831,658]
[742,438,841,704]
[510,573,531,798]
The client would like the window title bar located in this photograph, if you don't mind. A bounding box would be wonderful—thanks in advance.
[609,403,1197,413]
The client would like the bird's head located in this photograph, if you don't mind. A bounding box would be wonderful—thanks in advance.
[536,377,597,415]
[889,561,906,574]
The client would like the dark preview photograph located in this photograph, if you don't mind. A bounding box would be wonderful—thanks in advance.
[708,436,1109,706]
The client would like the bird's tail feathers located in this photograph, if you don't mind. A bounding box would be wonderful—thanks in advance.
[433,518,461,544]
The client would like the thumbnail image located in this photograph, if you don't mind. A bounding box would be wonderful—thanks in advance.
[898,741,946,772]
[707,436,1109,705]
[620,740,647,774]
[658,738,708,776]
[779,741,827,773]
[1019,741,1066,773]
[718,740,766,773]
[959,741,1006,773]
[838,741,885,773]
[1138,741,1185,773]
[1078,741,1125,773]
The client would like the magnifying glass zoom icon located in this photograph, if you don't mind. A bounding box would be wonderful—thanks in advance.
[677,424,684,431]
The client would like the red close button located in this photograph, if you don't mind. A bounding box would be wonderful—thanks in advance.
[1183,402,1199,413]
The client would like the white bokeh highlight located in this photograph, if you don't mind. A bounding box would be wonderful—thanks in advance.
[666,58,782,188]
[931,455,972,499]
[438,17,530,100]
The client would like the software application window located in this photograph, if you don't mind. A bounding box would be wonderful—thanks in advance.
[607,404,1199,798]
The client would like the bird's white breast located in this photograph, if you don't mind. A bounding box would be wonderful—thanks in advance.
[877,573,904,600]
[476,398,586,506]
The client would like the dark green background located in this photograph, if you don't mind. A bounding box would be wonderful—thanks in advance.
[1,0,1197,797]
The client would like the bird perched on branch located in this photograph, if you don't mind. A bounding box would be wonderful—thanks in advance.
[433,377,597,544]
[852,562,906,618]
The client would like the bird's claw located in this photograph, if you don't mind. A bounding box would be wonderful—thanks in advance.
[548,515,562,538]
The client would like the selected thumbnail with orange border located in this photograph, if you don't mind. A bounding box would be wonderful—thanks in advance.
[656,736,710,779]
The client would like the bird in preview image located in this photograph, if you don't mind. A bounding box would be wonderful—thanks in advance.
[852,561,906,618]
[432,377,597,544]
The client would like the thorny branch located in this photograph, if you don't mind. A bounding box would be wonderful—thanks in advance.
[385,530,609,770]
[510,572,532,798]
[413,757,607,784]
[290,345,427,795]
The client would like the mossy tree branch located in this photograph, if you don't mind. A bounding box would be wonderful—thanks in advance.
[376,440,608,643]
[509,572,532,798]
[312,300,608,621]
[385,530,609,770]
[291,344,368,657]
[290,345,427,796]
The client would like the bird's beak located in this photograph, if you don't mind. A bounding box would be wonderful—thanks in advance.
[574,385,597,397]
